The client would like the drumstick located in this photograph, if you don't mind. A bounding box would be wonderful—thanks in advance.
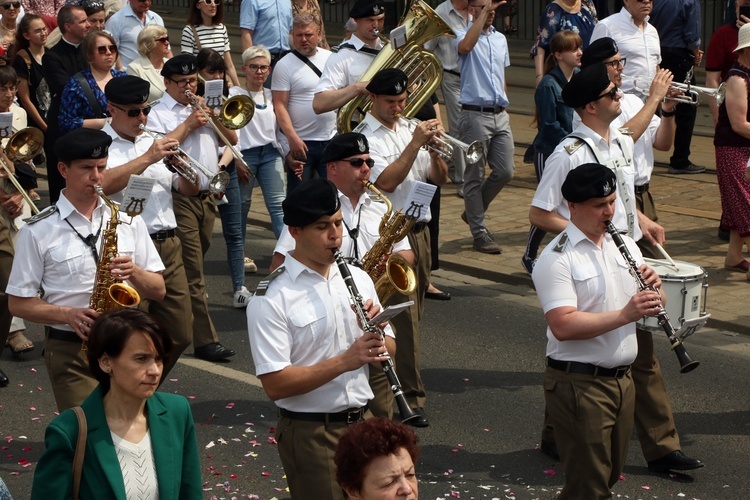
[655,243,679,272]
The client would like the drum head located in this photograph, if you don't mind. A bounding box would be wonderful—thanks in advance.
[644,258,705,280]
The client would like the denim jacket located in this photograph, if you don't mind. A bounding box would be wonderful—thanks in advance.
[531,66,576,158]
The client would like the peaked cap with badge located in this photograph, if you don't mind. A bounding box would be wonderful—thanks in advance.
[320,132,369,164]
[105,75,150,105]
[366,68,408,95]
[561,163,617,203]
[54,128,112,162]
[349,0,385,19]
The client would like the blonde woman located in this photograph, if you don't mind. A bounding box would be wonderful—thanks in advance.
[127,25,170,101]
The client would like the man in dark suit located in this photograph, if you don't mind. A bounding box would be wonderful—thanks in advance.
[42,5,90,203]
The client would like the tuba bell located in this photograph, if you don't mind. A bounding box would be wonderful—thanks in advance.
[337,0,455,133]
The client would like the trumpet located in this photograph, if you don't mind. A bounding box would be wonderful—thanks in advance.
[139,125,229,195]
[184,90,254,177]
[0,127,45,215]
[403,117,485,163]
[628,75,726,106]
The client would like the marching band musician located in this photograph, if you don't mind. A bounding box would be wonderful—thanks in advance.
[532,163,663,499]
[100,75,199,378]
[148,54,238,363]
[356,68,449,427]
[312,0,385,115]
[247,177,395,500]
[6,128,165,411]
[270,132,414,419]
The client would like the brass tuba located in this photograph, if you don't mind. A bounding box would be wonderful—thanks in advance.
[361,181,417,302]
[89,187,141,316]
[337,0,456,133]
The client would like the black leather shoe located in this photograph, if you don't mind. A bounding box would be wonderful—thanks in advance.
[0,367,9,387]
[194,342,235,361]
[425,290,451,301]
[407,407,429,428]
[540,440,559,461]
[647,450,704,473]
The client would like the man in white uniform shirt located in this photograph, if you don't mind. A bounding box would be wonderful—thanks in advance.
[312,0,385,115]
[101,75,200,378]
[532,163,663,498]
[270,133,414,419]
[247,178,395,500]
[272,11,337,193]
[357,68,448,427]
[149,54,239,362]
[6,128,166,411]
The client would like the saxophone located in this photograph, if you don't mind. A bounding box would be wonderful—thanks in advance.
[89,186,141,314]
[361,181,417,302]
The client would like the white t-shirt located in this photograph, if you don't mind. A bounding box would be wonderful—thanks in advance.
[228,86,279,150]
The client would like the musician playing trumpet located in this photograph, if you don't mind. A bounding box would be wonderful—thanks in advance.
[247,178,395,500]
[532,163,663,499]
[100,75,199,378]
[149,54,238,362]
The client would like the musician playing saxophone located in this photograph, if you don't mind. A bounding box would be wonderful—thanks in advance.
[532,163,663,499]
[271,133,414,419]
[6,128,165,411]
[247,178,395,500]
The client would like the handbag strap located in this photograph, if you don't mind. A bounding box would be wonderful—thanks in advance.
[291,50,322,77]
[190,25,202,51]
[75,72,105,118]
[71,406,87,500]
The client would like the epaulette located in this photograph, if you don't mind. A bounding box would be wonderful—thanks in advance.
[564,139,585,155]
[23,205,57,224]
[553,232,569,253]
[618,127,633,136]
[254,266,285,296]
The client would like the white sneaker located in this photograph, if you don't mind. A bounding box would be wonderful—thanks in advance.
[233,286,252,308]
[244,257,258,273]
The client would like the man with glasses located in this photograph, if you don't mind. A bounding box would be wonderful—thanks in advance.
[240,0,292,67]
[43,4,91,203]
[272,11,336,193]
[454,0,514,255]
[100,75,199,378]
[105,0,170,67]
[269,133,414,420]
[149,54,240,363]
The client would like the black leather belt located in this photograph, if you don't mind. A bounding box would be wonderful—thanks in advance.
[279,404,368,424]
[48,327,81,343]
[547,357,630,378]
[462,104,505,114]
[635,183,649,194]
[444,69,460,77]
[150,229,176,241]
[412,222,428,233]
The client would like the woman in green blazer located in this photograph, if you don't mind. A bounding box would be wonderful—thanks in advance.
[31,310,202,499]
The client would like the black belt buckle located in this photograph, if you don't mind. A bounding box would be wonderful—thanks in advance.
[346,408,364,424]
[151,230,169,242]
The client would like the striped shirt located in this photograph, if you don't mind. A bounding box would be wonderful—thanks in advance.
[180,24,231,56]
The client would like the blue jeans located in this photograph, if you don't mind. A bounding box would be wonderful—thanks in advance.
[240,144,285,239]
[286,139,330,194]
[217,163,245,291]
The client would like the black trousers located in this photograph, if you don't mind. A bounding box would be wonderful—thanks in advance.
[659,47,698,168]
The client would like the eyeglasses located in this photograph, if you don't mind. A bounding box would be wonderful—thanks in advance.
[200,0,221,4]
[247,64,270,73]
[155,36,169,44]
[168,77,199,87]
[341,158,375,168]
[604,58,627,69]
[32,27,49,35]
[1,2,20,9]
[635,0,652,3]
[112,103,152,117]
[594,86,621,101]
[96,44,117,55]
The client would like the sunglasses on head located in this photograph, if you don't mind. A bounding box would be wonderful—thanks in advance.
[341,158,375,168]
[96,44,117,55]
[1,2,20,8]
[112,104,152,117]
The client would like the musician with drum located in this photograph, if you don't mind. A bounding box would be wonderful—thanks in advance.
[246,178,395,500]
[532,163,663,499]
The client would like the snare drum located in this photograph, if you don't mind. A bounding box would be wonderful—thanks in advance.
[639,258,709,331]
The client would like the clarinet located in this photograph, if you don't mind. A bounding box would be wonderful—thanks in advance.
[333,249,420,423]
[605,222,700,373]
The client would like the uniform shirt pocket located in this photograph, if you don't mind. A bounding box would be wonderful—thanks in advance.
[288,299,329,350]
[49,244,89,284]
[571,262,603,303]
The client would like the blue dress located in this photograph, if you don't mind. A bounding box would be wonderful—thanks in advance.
[530,1,598,58]
[59,68,127,133]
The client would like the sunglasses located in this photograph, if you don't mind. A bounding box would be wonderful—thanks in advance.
[155,36,170,43]
[604,58,627,69]
[594,86,620,101]
[112,103,152,117]
[1,2,20,8]
[96,44,117,55]
[341,158,375,168]
[200,0,221,4]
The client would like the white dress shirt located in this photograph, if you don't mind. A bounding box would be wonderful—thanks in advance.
[424,0,471,73]
[315,34,383,95]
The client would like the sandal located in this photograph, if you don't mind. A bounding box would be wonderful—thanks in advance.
[723,260,750,273]
[7,330,34,355]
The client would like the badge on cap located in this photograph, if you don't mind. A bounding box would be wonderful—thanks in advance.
[182,64,190,74]
[92,146,103,158]
[373,5,382,14]
[357,138,366,152]
[603,182,612,196]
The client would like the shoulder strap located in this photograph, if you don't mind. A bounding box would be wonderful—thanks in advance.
[19,48,32,74]
[75,72,105,117]
[190,25,202,51]
[71,406,87,500]
[291,49,322,77]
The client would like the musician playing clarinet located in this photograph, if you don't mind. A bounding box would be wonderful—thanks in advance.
[246,178,395,500]
[532,163,663,499]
